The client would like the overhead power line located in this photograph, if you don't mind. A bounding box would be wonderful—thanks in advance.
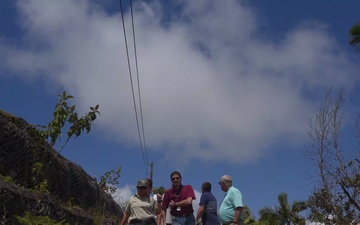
[130,0,150,169]
[119,0,149,175]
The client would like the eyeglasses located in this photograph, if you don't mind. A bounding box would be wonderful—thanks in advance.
[171,177,180,181]
[218,181,223,185]
[137,186,148,189]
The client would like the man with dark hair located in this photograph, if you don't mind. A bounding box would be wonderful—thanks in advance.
[195,182,220,225]
[162,171,196,225]
[218,175,244,225]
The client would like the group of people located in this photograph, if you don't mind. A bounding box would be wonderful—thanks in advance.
[120,171,244,225]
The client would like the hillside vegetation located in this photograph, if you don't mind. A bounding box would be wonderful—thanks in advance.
[0,109,123,224]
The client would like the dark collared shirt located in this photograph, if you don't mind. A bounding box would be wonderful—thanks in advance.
[162,185,196,216]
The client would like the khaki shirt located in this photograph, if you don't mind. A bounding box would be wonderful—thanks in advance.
[125,194,159,221]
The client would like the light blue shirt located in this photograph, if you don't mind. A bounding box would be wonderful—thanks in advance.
[219,186,244,223]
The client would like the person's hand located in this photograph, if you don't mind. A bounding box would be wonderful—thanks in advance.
[169,200,176,208]
[156,193,162,199]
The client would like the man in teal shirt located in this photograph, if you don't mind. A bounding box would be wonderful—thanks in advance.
[218,175,244,225]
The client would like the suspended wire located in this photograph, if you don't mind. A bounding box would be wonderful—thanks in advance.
[119,0,148,175]
[130,0,150,168]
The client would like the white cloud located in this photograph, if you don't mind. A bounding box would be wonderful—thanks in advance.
[193,189,201,215]
[1,0,359,166]
[112,185,134,207]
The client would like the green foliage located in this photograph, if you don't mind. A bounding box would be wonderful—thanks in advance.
[0,175,12,182]
[32,162,44,175]
[31,162,48,192]
[36,180,48,192]
[1,92,119,224]
[259,192,307,225]
[153,186,166,195]
[99,166,122,194]
[93,212,105,225]
[243,205,257,225]
[15,211,69,225]
[349,22,360,53]
[36,91,100,154]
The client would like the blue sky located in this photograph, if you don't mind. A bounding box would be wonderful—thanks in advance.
[1,0,360,220]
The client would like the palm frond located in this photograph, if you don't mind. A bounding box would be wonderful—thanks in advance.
[291,200,308,213]
[259,206,278,222]
[349,22,360,53]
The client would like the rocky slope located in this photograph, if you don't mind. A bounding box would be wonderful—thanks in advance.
[0,109,123,224]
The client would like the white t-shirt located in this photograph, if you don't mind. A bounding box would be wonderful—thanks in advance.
[160,193,172,224]
[154,194,172,224]
[166,207,172,224]
[153,194,159,218]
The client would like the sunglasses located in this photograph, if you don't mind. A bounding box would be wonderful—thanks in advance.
[137,186,148,189]
[171,177,180,181]
[218,181,223,185]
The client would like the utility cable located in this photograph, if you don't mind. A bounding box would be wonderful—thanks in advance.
[130,0,150,169]
[119,0,148,175]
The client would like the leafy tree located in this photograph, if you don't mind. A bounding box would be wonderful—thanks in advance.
[259,206,278,225]
[259,192,307,225]
[306,87,360,224]
[153,186,166,195]
[243,205,257,225]
[33,92,124,195]
[99,166,122,194]
[349,22,360,53]
[35,91,100,156]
